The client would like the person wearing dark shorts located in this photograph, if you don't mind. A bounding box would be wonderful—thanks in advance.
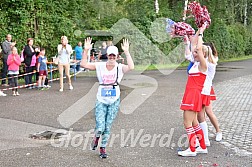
[37,48,48,90]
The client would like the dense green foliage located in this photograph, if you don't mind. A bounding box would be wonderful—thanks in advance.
[0,0,251,64]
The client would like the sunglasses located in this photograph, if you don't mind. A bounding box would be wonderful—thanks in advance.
[108,54,117,57]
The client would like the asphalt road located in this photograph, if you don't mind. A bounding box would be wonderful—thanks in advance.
[0,59,252,167]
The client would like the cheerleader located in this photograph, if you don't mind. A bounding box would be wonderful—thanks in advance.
[179,25,208,157]
[184,37,222,145]
[198,42,222,143]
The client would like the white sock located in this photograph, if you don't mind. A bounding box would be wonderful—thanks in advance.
[199,121,209,143]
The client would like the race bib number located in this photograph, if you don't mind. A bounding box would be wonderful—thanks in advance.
[101,88,116,97]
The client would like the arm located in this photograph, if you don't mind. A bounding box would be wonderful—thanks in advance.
[24,45,36,58]
[80,37,96,70]
[57,44,63,55]
[121,39,134,73]
[1,42,11,55]
[14,55,21,66]
[37,63,40,71]
[37,57,41,71]
[184,35,194,62]
[7,54,12,65]
[196,25,207,72]
[66,44,73,55]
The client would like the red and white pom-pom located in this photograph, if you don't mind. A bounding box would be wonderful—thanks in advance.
[188,1,211,28]
[174,22,195,36]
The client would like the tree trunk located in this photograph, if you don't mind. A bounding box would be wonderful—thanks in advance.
[155,0,159,14]
[244,0,247,26]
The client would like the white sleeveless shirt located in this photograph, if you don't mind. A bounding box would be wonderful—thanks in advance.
[201,62,216,95]
[95,62,124,104]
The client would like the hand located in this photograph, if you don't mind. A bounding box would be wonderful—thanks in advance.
[84,37,93,50]
[199,23,207,33]
[121,39,129,53]
[183,35,189,43]
[11,42,16,47]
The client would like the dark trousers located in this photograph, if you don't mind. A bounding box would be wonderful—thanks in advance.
[9,74,18,92]
[1,58,10,85]
[76,60,81,71]
[25,66,34,86]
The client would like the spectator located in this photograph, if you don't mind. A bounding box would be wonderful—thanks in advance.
[7,47,21,96]
[1,34,16,86]
[35,46,41,88]
[57,36,73,92]
[98,41,108,61]
[24,38,39,89]
[74,41,83,72]
[37,48,48,90]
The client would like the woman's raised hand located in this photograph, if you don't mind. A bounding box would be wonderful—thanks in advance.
[84,37,93,50]
[121,39,129,53]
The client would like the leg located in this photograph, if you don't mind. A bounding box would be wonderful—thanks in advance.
[42,76,46,87]
[101,98,120,148]
[31,66,36,86]
[36,72,39,87]
[14,75,19,94]
[25,67,29,86]
[58,64,64,90]
[95,100,107,135]
[192,115,207,150]
[205,102,221,132]
[1,58,8,85]
[76,61,80,72]
[9,74,15,95]
[28,67,33,85]
[183,110,197,152]
[91,100,107,150]
[38,76,42,88]
[197,106,210,146]
[205,102,222,141]
[64,64,72,87]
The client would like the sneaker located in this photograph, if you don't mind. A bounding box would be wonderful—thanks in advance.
[196,146,208,154]
[12,91,16,96]
[69,85,73,90]
[0,91,7,96]
[91,137,100,150]
[1,84,9,87]
[16,92,20,96]
[45,85,51,88]
[59,88,63,92]
[205,140,211,147]
[216,132,222,142]
[178,148,197,157]
[99,147,107,159]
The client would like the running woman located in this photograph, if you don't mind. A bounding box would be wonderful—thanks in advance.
[179,25,208,157]
[81,37,134,158]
